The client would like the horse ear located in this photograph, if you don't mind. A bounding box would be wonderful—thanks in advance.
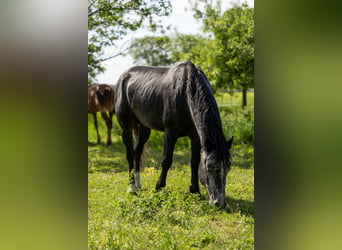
[226,136,233,149]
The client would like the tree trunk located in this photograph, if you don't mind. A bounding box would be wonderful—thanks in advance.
[242,87,247,108]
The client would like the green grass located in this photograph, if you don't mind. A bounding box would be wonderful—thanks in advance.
[88,91,254,249]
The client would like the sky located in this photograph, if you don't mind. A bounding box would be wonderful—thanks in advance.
[96,0,254,85]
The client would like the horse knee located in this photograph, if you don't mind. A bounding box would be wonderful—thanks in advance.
[161,156,173,169]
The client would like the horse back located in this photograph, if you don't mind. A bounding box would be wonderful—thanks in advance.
[115,64,195,134]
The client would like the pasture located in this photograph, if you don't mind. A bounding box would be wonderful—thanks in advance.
[88,92,254,249]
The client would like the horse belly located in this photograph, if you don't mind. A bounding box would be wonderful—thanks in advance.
[131,101,165,131]
[138,114,164,131]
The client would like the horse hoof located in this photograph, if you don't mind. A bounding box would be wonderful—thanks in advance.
[189,185,200,194]
[127,184,137,194]
[199,194,206,200]
[155,184,165,192]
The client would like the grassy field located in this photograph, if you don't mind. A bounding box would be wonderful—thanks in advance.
[88,92,254,249]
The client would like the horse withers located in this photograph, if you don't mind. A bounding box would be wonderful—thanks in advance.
[88,84,115,145]
[115,61,233,207]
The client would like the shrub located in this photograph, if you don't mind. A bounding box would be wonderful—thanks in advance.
[221,107,254,145]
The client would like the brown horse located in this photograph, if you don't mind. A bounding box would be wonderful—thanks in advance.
[88,84,115,145]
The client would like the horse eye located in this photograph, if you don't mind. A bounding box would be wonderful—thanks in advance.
[206,163,216,173]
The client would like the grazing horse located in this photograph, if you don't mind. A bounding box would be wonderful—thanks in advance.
[115,61,233,207]
[88,84,115,145]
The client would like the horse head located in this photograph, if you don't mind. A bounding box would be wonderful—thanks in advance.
[95,85,110,96]
[199,136,233,207]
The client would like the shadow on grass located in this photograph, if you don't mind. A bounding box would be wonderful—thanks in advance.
[141,147,191,170]
[88,141,97,147]
[224,196,254,217]
[231,145,254,169]
[88,140,254,173]
[88,138,127,173]
[197,193,254,216]
[88,137,192,175]
[232,158,254,169]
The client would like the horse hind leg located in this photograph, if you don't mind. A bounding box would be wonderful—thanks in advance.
[133,125,151,189]
[101,111,112,145]
[121,127,137,193]
[93,113,101,144]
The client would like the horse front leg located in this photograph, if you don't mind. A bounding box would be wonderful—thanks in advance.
[156,131,177,191]
[189,136,201,194]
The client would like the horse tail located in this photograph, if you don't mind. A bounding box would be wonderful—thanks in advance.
[114,73,130,115]
[115,72,148,171]
[109,87,115,114]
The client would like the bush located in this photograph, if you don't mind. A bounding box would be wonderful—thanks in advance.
[221,107,254,145]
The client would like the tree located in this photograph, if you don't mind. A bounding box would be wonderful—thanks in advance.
[127,34,200,66]
[191,2,254,108]
[88,0,172,83]
[128,36,173,66]
[123,1,254,108]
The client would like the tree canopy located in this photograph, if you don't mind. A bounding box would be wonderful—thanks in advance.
[125,2,254,106]
[88,1,254,107]
[128,34,200,66]
[190,2,254,107]
[88,0,172,82]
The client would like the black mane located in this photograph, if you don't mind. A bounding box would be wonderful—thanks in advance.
[184,62,231,166]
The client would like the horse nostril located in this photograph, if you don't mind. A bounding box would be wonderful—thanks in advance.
[213,200,220,206]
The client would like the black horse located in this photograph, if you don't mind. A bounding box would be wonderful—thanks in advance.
[115,61,233,207]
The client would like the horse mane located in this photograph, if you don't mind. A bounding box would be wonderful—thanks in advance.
[183,62,231,165]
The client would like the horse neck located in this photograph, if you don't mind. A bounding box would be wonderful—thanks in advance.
[186,73,225,150]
